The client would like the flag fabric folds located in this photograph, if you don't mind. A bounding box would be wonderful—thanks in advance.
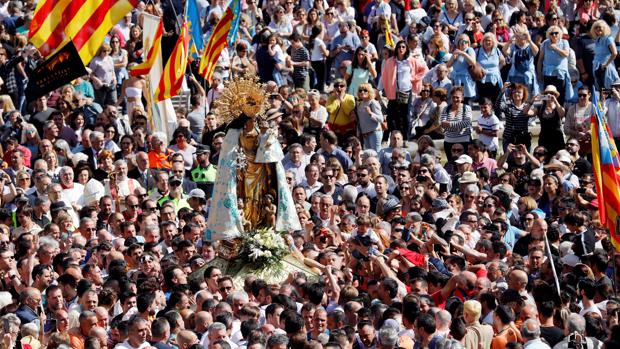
[384,17,395,48]
[186,0,204,59]
[198,0,241,82]
[130,18,163,77]
[28,0,139,64]
[154,22,190,102]
[590,92,620,251]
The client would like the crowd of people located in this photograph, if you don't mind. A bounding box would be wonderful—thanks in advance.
[0,0,618,349]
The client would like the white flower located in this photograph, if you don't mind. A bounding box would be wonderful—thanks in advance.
[263,250,272,258]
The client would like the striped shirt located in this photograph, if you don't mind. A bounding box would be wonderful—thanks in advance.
[291,46,310,80]
[440,104,472,143]
[495,91,531,141]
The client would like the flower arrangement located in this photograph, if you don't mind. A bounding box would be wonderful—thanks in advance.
[241,227,289,270]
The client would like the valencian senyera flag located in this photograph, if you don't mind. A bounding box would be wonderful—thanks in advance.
[28,0,139,64]
[591,91,620,251]
[186,0,204,59]
[130,18,163,77]
[198,0,241,82]
[154,22,190,102]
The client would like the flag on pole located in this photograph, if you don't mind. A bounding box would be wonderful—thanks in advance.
[186,0,204,59]
[154,22,190,102]
[28,0,139,64]
[198,0,241,82]
[591,92,620,251]
[384,17,395,48]
[130,18,163,77]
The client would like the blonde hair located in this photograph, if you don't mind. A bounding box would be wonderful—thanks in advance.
[519,196,538,211]
[591,19,612,37]
[482,32,497,47]
[0,95,15,112]
[463,300,482,320]
[357,83,375,99]
[546,25,562,39]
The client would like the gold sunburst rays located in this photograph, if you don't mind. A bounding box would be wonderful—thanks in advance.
[214,74,268,125]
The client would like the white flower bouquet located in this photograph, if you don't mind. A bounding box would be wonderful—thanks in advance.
[241,227,289,270]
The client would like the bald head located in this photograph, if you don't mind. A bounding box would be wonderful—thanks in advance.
[520,304,538,322]
[176,329,198,349]
[508,269,528,291]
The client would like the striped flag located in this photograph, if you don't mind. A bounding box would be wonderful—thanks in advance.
[130,18,163,77]
[384,17,395,48]
[154,22,190,102]
[591,92,620,251]
[198,0,241,82]
[28,0,139,64]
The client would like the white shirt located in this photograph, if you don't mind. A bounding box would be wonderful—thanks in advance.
[477,114,501,151]
[605,98,620,137]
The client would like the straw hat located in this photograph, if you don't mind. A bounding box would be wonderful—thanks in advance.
[543,85,560,97]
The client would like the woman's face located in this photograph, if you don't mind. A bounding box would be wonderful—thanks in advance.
[544,178,558,194]
[484,199,496,213]
[75,115,84,128]
[512,88,524,101]
[483,37,493,48]
[103,157,114,169]
[131,27,141,39]
[309,10,318,21]
[448,197,461,211]
[45,153,57,167]
[78,170,90,185]
[451,92,464,105]
[105,128,116,141]
[524,214,535,231]
[121,138,133,152]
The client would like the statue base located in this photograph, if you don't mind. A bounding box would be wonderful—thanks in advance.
[190,254,319,289]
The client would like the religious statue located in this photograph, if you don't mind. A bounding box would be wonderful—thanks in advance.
[204,76,301,241]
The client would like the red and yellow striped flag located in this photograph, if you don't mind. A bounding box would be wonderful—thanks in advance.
[154,23,190,102]
[28,0,139,64]
[198,8,233,83]
[591,92,620,251]
[384,17,395,48]
[130,18,163,77]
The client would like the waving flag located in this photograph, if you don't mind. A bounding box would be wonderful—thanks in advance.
[29,0,139,64]
[154,22,190,102]
[186,0,204,59]
[591,92,620,251]
[198,0,241,82]
[384,17,395,48]
[130,18,163,77]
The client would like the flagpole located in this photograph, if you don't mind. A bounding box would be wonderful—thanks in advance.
[543,232,562,300]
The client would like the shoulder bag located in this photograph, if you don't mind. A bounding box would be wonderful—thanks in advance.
[469,48,486,81]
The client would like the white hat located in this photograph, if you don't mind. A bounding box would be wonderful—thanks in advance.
[455,154,473,165]
[459,171,478,184]
[561,253,580,267]
[557,153,573,165]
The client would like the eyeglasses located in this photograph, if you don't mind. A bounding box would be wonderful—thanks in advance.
[323,175,334,179]
[286,177,294,181]
[467,220,478,224]
[129,204,140,209]
[421,89,430,93]
[550,32,560,36]
[578,94,588,97]
[484,204,495,208]
[534,152,546,156]
[145,206,157,212]
[359,89,368,93]
[219,286,233,292]
[335,84,345,88]
[1,255,14,260]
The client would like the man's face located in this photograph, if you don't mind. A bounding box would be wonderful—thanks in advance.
[218,279,234,299]
[212,137,223,152]
[293,188,306,202]
[47,288,64,311]
[529,251,544,269]
[359,325,375,347]
[83,293,98,310]
[80,315,98,336]
[357,169,370,185]
[209,328,227,345]
[10,152,22,167]
[129,321,149,345]
[92,137,105,151]
[322,171,336,186]
[314,311,327,332]
[290,147,303,163]
[375,178,386,194]
[37,268,53,288]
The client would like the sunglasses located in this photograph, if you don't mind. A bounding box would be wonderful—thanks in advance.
[578,94,588,97]
[550,32,560,36]
[359,89,368,93]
